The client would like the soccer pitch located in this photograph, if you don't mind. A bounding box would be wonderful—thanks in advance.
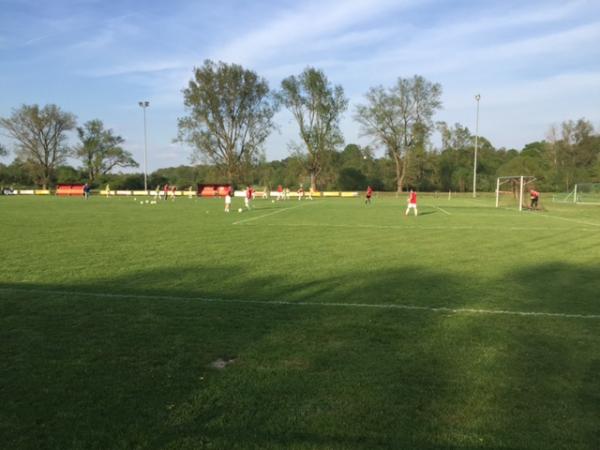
[1,195,599,449]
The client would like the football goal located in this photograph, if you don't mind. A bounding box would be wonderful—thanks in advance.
[553,183,600,205]
[495,176,537,211]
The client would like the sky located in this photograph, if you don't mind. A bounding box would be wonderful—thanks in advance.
[1,0,599,171]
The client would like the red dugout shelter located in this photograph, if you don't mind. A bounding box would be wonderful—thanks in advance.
[56,185,85,196]
[197,184,232,197]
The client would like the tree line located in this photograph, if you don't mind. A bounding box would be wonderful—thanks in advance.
[0,105,137,189]
[1,61,599,192]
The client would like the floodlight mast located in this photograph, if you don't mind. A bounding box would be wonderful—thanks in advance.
[138,101,150,192]
[473,94,481,198]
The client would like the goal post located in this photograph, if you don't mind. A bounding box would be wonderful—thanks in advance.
[495,176,537,211]
[573,183,600,205]
[553,184,600,205]
[552,186,577,204]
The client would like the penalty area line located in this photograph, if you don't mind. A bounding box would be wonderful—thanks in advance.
[434,205,451,215]
[1,287,600,320]
[500,207,600,227]
[536,213,600,228]
[232,202,309,225]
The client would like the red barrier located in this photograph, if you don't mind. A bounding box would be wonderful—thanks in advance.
[56,184,85,196]
[197,184,232,197]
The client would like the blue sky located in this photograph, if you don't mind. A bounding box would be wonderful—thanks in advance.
[1,0,599,170]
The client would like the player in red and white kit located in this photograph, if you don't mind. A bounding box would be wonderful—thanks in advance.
[405,189,418,216]
[276,184,283,201]
[365,186,373,205]
[297,186,304,201]
[245,185,253,210]
[224,186,233,212]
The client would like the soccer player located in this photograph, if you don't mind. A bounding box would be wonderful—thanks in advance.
[277,184,283,201]
[154,185,160,200]
[171,185,177,201]
[245,185,253,210]
[405,189,418,216]
[365,186,373,204]
[297,186,304,201]
[163,184,169,201]
[530,188,540,210]
[105,184,110,198]
[83,183,90,199]
[224,186,232,212]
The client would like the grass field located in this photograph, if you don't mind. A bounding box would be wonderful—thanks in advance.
[1,194,599,449]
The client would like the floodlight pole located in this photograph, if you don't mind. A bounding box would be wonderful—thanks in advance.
[138,101,150,192]
[473,94,480,198]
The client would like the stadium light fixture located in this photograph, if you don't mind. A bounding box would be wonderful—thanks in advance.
[138,101,150,192]
[473,94,481,198]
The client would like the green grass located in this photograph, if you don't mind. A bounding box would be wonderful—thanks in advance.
[1,194,599,449]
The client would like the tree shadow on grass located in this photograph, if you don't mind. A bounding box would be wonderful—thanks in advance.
[1,262,599,449]
[503,262,600,315]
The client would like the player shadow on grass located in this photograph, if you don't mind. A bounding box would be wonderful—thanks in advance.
[1,262,599,449]
[417,210,436,216]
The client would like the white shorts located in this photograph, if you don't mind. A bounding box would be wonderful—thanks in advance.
[225,196,231,205]
[407,203,417,209]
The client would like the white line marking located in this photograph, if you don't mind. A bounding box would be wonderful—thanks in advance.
[235,222,588,232]
[232,203,308,225]
[536,213,600,228]
[2,287,599,320]
[435,205,451,215]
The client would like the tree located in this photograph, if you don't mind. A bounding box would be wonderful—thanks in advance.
[436,122,471,191]
[74,119,137,183]
[0,104,76,188]
[0,143,8,158]
[177,60,277,184]
[0,158,35,187]
[355,75,442,192]
[338,167,367,190]
[521,141,545,159]
[55,165,82,185]
[545,118,598,190]
[278,67,348,191]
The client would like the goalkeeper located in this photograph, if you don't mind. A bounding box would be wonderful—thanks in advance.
[530,189,540,209]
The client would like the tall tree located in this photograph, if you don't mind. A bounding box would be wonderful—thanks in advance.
[546,118,597,190]
[435,122,476,191]
[278,67,348,191]
[177,60,277,184]
[0,104,76,188]
[0,143,8,158]
[355,75,442,192]
[74,119,137,183]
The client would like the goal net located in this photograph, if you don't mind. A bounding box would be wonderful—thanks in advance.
[552,188,576,204]
[495,176,537,211]
[575,183,600,205]
[553,184,600,205]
